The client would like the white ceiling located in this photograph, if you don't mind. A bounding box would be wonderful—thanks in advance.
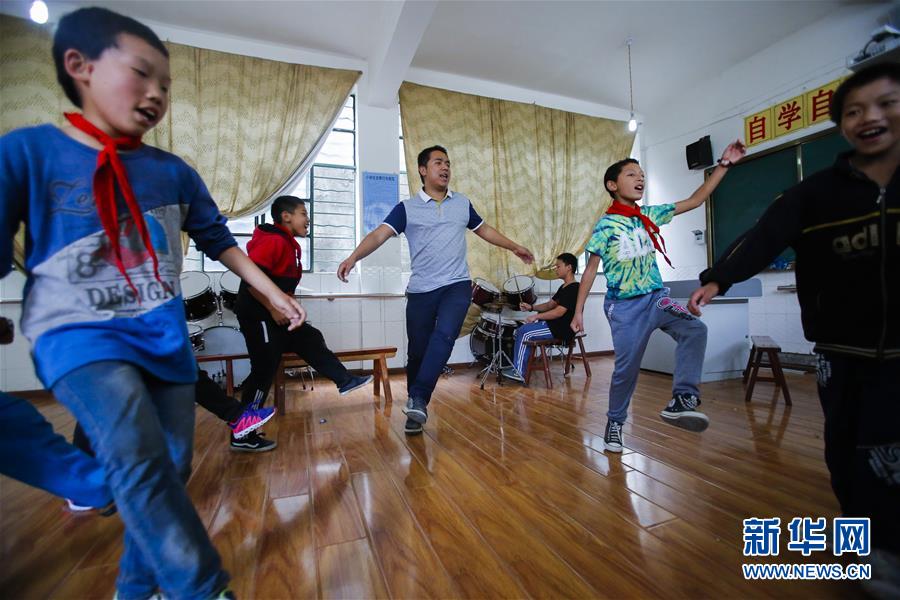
[3,0,862,112]
[413,0,855,112]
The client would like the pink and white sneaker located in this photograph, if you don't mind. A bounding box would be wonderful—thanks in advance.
[229,406,276,439]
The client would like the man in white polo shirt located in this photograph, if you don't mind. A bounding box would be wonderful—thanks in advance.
[338,145,533,434]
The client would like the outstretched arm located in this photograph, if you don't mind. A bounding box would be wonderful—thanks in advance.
[674,140,746,215]
[337,224,394,282]
[571,253,601,333]
[687,190,802,316]
[474,223,534,264]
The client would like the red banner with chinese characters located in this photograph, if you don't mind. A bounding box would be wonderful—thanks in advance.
[744,77,843,147]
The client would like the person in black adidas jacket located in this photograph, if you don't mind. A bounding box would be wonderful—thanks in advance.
[689,64,900,569]
[232,196,372,451]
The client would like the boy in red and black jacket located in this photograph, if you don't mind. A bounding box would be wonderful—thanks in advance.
[233,196,372,451]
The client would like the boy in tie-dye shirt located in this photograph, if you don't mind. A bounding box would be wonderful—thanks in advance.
[572,142,745,453]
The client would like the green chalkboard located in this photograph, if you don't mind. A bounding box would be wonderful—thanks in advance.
[801,131,852,179]
[708,129,848,267]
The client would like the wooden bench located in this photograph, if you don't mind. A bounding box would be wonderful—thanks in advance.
[524,333,591,389]
[195,352,249,398]
[196,346,397,416]
[274,347,397,415]
[743,335,791,405]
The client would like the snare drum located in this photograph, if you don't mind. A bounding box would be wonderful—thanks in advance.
[503,275,537,308]
[469,324,514,363]
[194,325,251,388]
[472,277,501,307]
[218,270,241,312]
[187,323,205,351]
[181,271,218,321]
[478,312,519,338]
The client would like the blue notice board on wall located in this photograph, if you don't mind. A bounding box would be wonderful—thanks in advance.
[362,172,399,234]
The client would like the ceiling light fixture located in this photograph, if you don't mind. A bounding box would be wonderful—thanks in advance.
[626,37,638,132]
[30,0,48,24]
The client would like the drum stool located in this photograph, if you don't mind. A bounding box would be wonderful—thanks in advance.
[524,333,591,389]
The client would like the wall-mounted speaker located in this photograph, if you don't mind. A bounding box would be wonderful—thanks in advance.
[686,136,713,170]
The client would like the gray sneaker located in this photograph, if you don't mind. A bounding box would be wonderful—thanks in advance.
[404,417,423,435]
[402,396,428,424]
[501,367,525,383]
[338,374,374,396]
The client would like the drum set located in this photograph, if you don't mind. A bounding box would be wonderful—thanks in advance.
[470,274,538,388]
[181,270,251,389]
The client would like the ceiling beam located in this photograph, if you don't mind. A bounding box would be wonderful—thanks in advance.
[366,0,438,108]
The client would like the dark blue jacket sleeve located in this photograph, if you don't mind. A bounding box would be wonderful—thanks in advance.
[0,134,26,278]
[181,165,237,261]
[383,202,406,235]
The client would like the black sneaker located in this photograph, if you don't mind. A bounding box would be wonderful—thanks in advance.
[402,396,428,424]
[404,417,423,436]
[230,430,278,452]
[604,419,624,453]
[338,374,374,396]
[660,393,710,432]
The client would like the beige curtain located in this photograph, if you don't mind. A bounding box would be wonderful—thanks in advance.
[1,14,359,264]
[399,82,634,333]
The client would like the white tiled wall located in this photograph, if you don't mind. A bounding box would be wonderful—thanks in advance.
[0,267,613,392]
[747,271,812,355]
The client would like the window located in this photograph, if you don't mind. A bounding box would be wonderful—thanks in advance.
[186,95,357,274]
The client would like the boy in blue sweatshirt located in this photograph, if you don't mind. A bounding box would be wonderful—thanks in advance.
[0,8,304,600]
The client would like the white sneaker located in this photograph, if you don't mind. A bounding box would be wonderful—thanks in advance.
[66,498,93,512]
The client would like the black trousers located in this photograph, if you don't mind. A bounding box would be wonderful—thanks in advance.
[817,352,900,554]
[237,317,348,412]
[195,367,244,423]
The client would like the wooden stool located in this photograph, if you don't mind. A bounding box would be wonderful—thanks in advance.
[524,339,555,388]
[564,333,592,379]
[524,334,591,389]
[743,335,792,405]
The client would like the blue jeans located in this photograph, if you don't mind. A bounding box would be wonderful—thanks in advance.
[406,280,471,404]
[605,289,707,423]
[512,321,554,375]
[52,361,228,600]
[0,391,112,508]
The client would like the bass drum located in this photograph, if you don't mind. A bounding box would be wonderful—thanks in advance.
[468,324,514,363]
[193,325,251,389]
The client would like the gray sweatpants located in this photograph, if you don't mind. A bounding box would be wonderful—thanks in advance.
[605,288,707,423]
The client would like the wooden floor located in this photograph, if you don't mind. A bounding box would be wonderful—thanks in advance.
[0,356,863,599]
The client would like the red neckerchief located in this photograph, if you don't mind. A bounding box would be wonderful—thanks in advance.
[606,200,673,267]
[64,113,166,299]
